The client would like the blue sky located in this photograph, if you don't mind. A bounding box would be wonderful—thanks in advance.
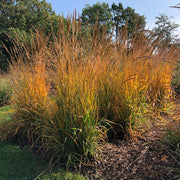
[46,0,180,35]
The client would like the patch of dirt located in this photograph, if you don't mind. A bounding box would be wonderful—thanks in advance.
[78,99,180,179]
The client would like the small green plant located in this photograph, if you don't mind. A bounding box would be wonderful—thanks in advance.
[166,130,180,145]
[172,60,180,94]
[39,170,86,180]
[0,105,13,122]
[0,78,12,107]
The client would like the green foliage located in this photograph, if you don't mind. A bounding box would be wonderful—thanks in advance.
[160,119,180,158]
[165,130,180,145]
[0,0,59,71]
[172,60,180,94]
[0,77,12,106]
[111,2,124,39]
[0,106,13,122]
[0,141,86,180]
[111,3,146,39]
[153,14,179,45]
[123,7,145,36]
[0,50,9,71]
[0,141,45,179]
[0,88,9,106]
[81,2,145,38]
[0,0,54,31]
[40,171,86,180]
[81,2,113,33]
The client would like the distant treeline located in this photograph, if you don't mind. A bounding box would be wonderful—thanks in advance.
[0,0,179,71]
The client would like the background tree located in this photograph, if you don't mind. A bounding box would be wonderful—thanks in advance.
[153,14,179,45]
[81,2,113,33]
[0,0,55,32]
[111,2,124,39]
[0,0,59,71]
[111,3,146,39]
[123,7,145,36]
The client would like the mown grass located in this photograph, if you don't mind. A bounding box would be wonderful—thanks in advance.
[0,74,12,107]
[0,140,86,180]
[0,141,44,180]
[0,106,87,179]
[0,105,13,122]
[0,15,179,170]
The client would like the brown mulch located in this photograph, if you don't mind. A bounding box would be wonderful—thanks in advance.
[77,100,180,180]
[80,139,179,180]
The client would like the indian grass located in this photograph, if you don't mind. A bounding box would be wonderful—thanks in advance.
[0,15,179,167]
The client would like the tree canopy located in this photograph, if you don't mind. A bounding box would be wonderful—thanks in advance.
[153,14,179,44]
[111,2,146,39]
[0,0,59,71]
[81,2,146,39]
[0,0,54,31]
[2,1,178,72]
[81,2,113,33]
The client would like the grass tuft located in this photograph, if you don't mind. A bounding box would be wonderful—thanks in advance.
[0,15,179,168]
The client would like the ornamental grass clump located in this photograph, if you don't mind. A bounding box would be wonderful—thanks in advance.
[0,15,179,167]
[2,32,54,145]
[0,19,107,167]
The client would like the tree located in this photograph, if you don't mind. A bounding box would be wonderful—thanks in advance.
[111,3,146,39]
[81,2,113,33]
[111,2,124,39]
[0,0,55,31]
[153,14,179,45]
[123,7,145,36]
[0,0,58,71]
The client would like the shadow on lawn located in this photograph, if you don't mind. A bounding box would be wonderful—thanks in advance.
[0,106,86,180]
[0,106,45,179]
[0,141,87,180]
[0,141,45,180]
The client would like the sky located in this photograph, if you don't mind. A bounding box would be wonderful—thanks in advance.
[46,0,180,36]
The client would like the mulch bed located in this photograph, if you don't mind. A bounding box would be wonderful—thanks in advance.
[80,139,179,179]
[77,100,180,179]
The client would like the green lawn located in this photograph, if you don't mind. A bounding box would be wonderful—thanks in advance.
[0,106,86,180]
[0,141,86,180]
[0,105,14,122]
[0,141,45,180]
